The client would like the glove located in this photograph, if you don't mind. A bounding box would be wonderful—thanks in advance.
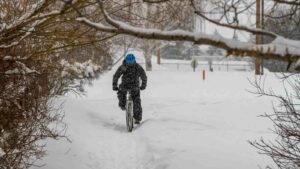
[140,86,146,90]
[113,86,119,91]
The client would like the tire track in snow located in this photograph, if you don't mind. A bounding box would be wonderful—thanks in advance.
[85,106,168,169]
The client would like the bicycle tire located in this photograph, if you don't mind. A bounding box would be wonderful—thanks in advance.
[126,101,134,132]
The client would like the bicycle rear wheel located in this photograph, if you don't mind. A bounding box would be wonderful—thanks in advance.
[126,101,134,132]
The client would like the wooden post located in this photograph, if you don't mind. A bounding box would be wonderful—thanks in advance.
[261,0,264,74]
[227,62,229,72]
[157,47,161,65]
[255,0,263,75]
[193,63,196,72]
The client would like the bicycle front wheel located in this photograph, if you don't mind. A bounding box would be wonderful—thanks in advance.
[126,101,134,132]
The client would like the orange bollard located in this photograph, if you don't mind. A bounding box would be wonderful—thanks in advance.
[202,70,205,81]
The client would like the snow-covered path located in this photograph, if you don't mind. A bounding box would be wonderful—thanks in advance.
[34,69,281,169]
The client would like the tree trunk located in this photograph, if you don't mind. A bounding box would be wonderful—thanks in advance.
[143,2,153,71]
[144,42,152,71]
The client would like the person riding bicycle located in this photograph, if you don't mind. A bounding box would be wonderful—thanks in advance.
[112,53,147,124]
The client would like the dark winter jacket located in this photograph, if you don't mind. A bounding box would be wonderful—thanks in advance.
[113,61,147,90]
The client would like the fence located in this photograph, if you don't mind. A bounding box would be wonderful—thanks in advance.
[145,61,254,72]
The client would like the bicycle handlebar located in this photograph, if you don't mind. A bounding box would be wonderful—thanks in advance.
[118,87,140,92]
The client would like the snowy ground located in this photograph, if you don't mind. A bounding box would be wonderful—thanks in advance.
[32,61,285,169]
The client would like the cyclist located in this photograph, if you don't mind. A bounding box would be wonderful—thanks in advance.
[112,53,147,124]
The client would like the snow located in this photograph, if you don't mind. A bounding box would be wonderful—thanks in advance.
[3,56,12,60]
[30,59,287,169]
[60,60,101,78]
[273,36,300,56]
[0,148,5,157]
[0,41,19,48]
[4,60,38,75]
[18,62,37,74]
[76,17,116,32]
[5,68,20,75]
[2,0,46,31]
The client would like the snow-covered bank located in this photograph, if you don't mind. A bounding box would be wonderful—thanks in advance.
[32,69,282,169]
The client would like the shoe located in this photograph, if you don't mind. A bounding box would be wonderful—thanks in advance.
[134,119,140,124]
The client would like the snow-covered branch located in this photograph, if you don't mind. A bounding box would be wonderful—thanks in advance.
[142,0,170,3]
[0,17,48,49]
[0,0,47,32]
[76,1,300,67]
[0,0,73,49]
[273,0,300,5]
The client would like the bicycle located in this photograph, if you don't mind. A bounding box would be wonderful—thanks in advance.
[117,87,140,132]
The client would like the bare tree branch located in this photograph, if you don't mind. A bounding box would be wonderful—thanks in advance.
[190,0,277,38]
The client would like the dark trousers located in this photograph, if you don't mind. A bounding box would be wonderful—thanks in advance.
[118,90,142,121]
